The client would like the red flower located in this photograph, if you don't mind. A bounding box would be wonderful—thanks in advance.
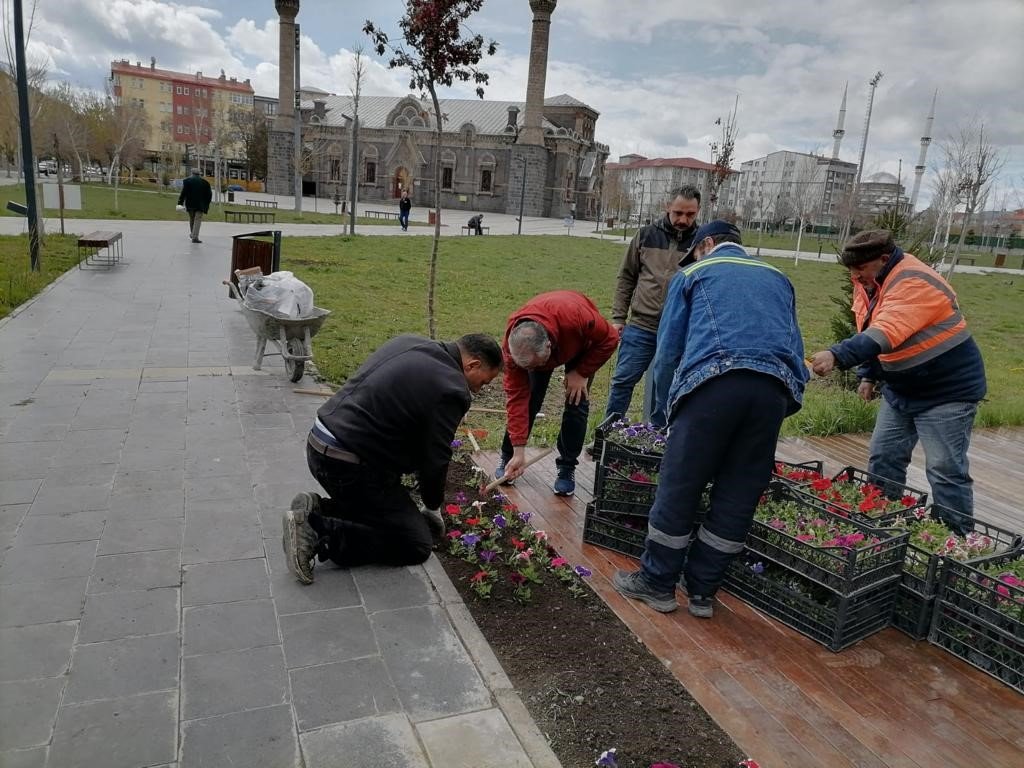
[510,537,526,550]
[465,517,480,526]
[446,530,462,539]
[811,478,832,491]
[508,572,527,585]
[901,495,917,507]
[858,498,879,513]
[444,504,460,515]
[470,571,488,583]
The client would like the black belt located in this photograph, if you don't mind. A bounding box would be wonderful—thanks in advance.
[307,432,361,464]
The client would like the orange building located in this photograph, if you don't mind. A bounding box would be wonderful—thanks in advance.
[110,58,255,176]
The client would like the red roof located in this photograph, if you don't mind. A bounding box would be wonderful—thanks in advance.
[606,156,734,173]
[111,60,254,93]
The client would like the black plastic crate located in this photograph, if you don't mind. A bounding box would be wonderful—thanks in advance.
[582,503,648,559]
[592,453,659,517]
[590,413,621,464]
[794,466,929,526]
[933,549,1024,641]
[595,421,665,471]
[899,511,1020,599]
[772,458,825,486]
[749,482,909,595]
[929,602,1024,695]
[724,554,898,652]
[892,584,934,640]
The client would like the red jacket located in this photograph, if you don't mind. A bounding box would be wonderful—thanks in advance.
[503,290,619,445]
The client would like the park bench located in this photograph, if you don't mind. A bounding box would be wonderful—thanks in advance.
[245,199,278,209]
[461,225,490,235]
[960,257,976,266]
[77,230,124,270]
[225,210,276,224]
[365,210,401,221]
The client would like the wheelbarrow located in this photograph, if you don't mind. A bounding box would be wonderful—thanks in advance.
[224,279,331,382]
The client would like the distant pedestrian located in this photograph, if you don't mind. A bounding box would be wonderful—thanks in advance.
[178,169,212,243]
[282,333,503,584]
[809,229,987,533]
[398,190,412,231]
[468,213,484,235]
[614,221,808,618]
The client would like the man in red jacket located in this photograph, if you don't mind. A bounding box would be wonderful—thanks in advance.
[496,290,620,495]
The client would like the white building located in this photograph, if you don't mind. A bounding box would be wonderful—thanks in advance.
[735,150,857,232]
[604,155,739,223]
[857,171,909,219]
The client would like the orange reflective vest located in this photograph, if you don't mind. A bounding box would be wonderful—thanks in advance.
[852,252,972,373]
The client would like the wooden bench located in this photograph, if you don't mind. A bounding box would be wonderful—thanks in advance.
[77,230,124,270]
[960,257,976,266]
[225,210,276,224]
[365,209,401,221]
[245,199,278,209]
[461,225,490,235]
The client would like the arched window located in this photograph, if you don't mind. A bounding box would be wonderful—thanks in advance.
[478,153,496,194]
[441,150,457,191]
[363,146,378,184]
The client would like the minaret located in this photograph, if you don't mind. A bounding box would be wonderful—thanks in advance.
[518,0,557,146]
[831,82,848,159]
[275,0,300,128]
[908,90,937,213]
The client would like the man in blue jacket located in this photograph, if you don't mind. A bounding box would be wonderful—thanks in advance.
[613,220,809,618]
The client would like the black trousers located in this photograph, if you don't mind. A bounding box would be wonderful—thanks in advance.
[500,368,593,470]
[305,444,432,567]
[641,370,789,596]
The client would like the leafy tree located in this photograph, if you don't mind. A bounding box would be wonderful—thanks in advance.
[364,1,497,339]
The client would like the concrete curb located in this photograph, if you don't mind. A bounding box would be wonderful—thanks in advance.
[421,555,562,768]
[0,256,81,330]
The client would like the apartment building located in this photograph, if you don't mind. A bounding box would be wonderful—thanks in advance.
[604,155,738,223]
[110,58,255,175]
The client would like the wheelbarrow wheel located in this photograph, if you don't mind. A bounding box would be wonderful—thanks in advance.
[285,338,306,382]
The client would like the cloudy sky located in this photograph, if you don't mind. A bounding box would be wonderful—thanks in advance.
[15,0,1024,208]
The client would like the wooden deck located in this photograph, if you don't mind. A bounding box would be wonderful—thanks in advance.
[475,428,1024,768]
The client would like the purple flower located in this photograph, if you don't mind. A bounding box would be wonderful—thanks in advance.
[461,533,481,547]
[493,514,507,529]
[751,562,765,574]
[454,491,467,504]
[479,550,497,563]
[595,748,618,767]
[491,492,508,504]
[517,511,532,524]
[450,439,463,449]
[574,565,593,578]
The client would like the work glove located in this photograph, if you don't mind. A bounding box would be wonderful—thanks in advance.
[416,499,446,539]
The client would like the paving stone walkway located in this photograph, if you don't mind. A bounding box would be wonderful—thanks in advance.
[0,225,560,768]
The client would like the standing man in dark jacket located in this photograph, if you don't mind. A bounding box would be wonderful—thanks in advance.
[177,169,212,243]
[283,333,503,584]
[398,190,412,231]
[810,230,987,533]
[606,186,701,424]
[495,290,620,496]
[614,221,808,618]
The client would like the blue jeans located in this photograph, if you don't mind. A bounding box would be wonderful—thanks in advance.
[398,211,410,230]
[640,371,788,596]
[868,398,978,527]
[605,324,658,422]
[500,368,592,470]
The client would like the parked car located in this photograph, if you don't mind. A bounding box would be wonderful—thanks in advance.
[170,178,184,190]
[226,184,244,192]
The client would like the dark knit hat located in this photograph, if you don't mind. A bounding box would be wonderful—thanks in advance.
[840,229,895,267]
[682,219,742,261]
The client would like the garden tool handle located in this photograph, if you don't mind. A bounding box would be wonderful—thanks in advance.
[480,447,554,494]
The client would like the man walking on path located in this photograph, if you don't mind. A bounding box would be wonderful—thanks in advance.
[178,169,212,243]
[399,190,412,231]
[614,221,808,617]
[810,229,986,533]
[495,290,620,496]
[283,333,502,584]
[606,186,701,425]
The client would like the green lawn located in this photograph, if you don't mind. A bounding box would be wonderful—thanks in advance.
[281,234,1024,443]
[0,184,420,226]
[0,234,80,318]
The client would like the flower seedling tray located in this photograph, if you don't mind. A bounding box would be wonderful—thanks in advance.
[929,600,1024,695]
[750,482,909,595]
[592,458,659,516]
[794,466,928,526]
[893,585,935,640]
[772,458,825,486]
[582,502,647,559]
[724,553,898,652]
[932,548,1024,642]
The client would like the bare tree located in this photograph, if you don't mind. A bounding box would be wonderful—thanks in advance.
[345,45,367,234]
[600,169,631,225]
[937,121,1006,278]
[365,1,497,339]
[47,82,94,180]
[789,153,826,263]
[1,0,47,178]
[92,87,149,208]
[708,96,738,220]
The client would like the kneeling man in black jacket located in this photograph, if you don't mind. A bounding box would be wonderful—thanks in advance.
[283,333,503,584]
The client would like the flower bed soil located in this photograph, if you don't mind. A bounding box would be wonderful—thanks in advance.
[438,462,746,768]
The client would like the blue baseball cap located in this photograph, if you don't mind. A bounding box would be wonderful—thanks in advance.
[682,219,742,262]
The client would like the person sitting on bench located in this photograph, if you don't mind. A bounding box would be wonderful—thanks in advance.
[467,214,484,235]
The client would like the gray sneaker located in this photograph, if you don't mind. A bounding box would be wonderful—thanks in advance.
[612,569,678,613]
[687,595,714,619]
[282,492,321,585]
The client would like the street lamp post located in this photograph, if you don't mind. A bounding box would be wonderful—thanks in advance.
[516,156,527,235]
[13,0,40,271]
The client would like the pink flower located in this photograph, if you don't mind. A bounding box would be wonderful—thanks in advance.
[534,530,548,541]
[551,557,568,568]
[795,534,816,543]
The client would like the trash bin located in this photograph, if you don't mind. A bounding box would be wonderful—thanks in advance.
[227,191,235,203]
[994,253,1006,268]
[428,210,438,225]
[229,230,281,296]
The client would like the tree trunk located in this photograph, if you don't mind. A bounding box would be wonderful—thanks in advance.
[794,216,804,264]
[427,83,443,340]
[944,205,973,279]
